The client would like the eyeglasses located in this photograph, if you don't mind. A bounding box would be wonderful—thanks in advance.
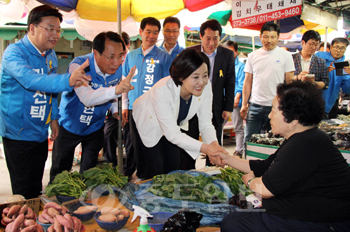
[306,41,319,47]
[36,24,63,35]
[163,29,179,34]
[262,35,278,40]
[333,46,347,52]
[101,53,124,62]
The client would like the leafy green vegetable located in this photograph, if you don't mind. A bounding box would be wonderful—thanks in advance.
[45,171,86,198]
[216,167,253,196]
[83,163,128,194]
[147,173,228,204]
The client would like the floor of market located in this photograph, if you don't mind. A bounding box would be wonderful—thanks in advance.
[0,133,237,203]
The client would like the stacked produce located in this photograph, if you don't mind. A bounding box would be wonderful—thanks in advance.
[45,163,129,199]
[45,171,86,198]
[2,204,42,232]
[97,207,130,222]
[216,167,253,197]
[148,173,228,204]
[83,163,128,194]
[38,202,83,232]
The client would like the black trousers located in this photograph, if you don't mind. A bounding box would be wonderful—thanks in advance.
[221,211,350,232]
[179,115,199,170]
[131,116,180,180]
[3,137,48,199]
[49,126,104,183]
[123,110,135,177]
[103,111,119,166]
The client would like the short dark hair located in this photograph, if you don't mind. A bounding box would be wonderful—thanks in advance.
[302,30,321,43]
[319,42,330,50]
[163,16,180,28]
[200,19,222,37]
[27,5,62,31]
[122,32,130,46]
[140,17,161,31]
[276,81,324,126]
[260,22,280,36]
[224,41,238,52]
[170,49,210,86]
[93,32,125,54]
[331,37,349,47]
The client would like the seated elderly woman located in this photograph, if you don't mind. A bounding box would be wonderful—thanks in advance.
[211,81,350,231]
[131,49,227,180]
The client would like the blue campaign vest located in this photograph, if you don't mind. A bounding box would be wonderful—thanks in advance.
[0,35,71,142]
[122,46,172,110]
[58,53,122,135]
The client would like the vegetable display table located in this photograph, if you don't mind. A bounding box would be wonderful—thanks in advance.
[246,142,350,165]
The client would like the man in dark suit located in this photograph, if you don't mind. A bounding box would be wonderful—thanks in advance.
[189,19,235,166]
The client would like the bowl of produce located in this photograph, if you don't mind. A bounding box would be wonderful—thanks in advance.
[36,217,52,232]
[45,171,86,203]
[94,209,130,231]
[147,212,173,232]
[56,195,77,204]
[69,202,98,222]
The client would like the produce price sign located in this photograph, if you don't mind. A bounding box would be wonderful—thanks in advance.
[231,0,302,28]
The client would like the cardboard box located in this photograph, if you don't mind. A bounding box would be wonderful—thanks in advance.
[0,198,41,216]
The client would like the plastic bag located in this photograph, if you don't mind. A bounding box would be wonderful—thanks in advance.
[160,209,203,232]
[116,170,238,225]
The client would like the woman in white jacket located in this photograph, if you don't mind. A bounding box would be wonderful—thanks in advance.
[131,49,228,179]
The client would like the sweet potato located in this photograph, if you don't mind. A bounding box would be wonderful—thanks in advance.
[98,214,117,222]
[10,213,24,232]
[36,223,44,232]
[21,224,37,232]
[23,219,36,227]
[48,208,60,217]
[47,225,55,232]
[61,206,69,215]
[116,214,125,221]
[5,222,14,232]
[2,215,13,224]
[37,214,50,224]
[120,209,130,217]
[19,204,28,215]
[3,207,10,215]
[53,217,63,232]
[44,202,62,211]
[73,206,96,214]
[24,207,34,219]
[41,209,54,224]
[56,215,73,230]
[71,216,81,232]
[7,205,21,217]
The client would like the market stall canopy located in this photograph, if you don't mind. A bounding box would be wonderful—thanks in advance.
[0,25,86,40]
[207,1,338,40]
[0,0,228,41]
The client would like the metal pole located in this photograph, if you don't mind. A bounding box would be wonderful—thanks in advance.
[117,0,123,174]
[252,36,255,51]
[324,27,328,52]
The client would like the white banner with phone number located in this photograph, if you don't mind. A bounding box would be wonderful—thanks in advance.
[231,0,302,28]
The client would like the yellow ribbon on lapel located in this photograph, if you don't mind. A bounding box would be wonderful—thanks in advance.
[219,70,223,77]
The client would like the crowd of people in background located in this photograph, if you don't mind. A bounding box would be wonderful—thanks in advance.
[0,4,350,231]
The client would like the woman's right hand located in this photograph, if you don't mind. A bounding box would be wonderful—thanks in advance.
[200,143,229,166]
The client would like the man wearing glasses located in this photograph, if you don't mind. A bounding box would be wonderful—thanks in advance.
[292,30,328,90]
[0,5,91,199]
[159,16,184,61]
[316,37,350,119]
[49,32,135,183]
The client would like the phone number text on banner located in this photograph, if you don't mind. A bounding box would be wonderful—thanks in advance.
[232,5,301,28]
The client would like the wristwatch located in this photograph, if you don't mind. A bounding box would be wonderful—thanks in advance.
[247,178,254,188]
